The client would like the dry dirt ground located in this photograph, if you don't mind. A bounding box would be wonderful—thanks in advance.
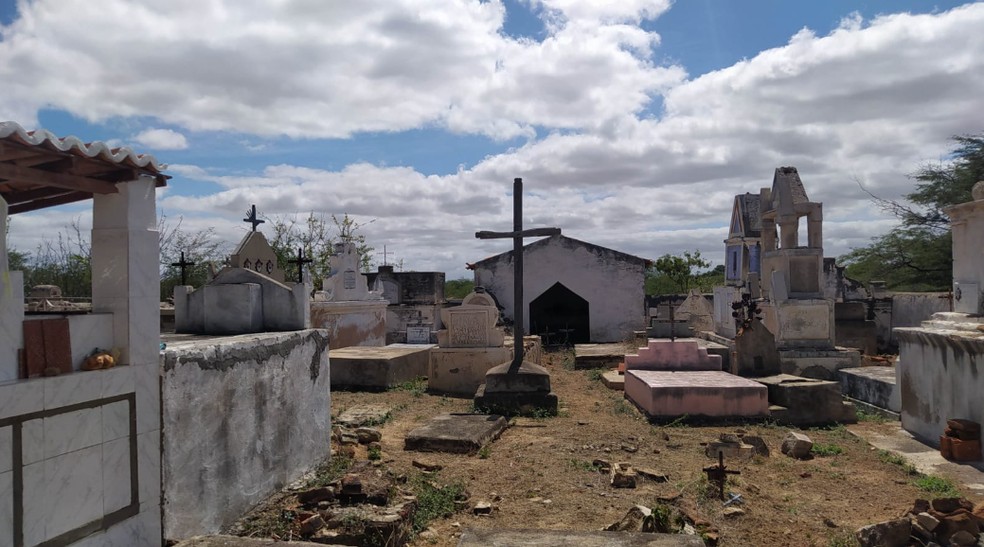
[234,349,983,547]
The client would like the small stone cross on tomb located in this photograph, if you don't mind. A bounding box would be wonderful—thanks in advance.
[476,178,561,370]
[170,251,196,285]
[287,247,313,283]
[243,204,265,232]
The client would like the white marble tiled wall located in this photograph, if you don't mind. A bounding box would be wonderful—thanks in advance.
[0,366,149,547]
[0,272,24,383]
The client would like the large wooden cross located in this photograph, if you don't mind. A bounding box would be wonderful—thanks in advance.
[476,178,561,370]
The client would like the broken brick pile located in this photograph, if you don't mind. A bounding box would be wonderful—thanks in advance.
[940,419,982,462]
[856,497,984,547]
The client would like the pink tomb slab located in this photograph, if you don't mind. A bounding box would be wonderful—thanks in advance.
[624,340,721,371]
[624,370,768,418]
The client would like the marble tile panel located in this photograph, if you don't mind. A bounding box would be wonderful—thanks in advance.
[128,297,161,366]
[44,445,103,541]
[137,430,160,505]
[93,505,160,547]
[0,427,10,473]
[21,419,43,465]
[0,379,43,420]
[0,272,24,384]
[0,470,11,547]
[44,408,102,459]
[22,461,45,547]
[90,230,129,301]
[43,371,102,410]
[101,365,135,398]
[102,400,130,442]
[134,366,160,435]
[92,192,127,230]
[102,437,131,514]
[123,178,157,231]
[126,231,160,299]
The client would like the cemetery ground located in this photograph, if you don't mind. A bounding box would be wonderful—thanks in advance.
[231,349,981,547]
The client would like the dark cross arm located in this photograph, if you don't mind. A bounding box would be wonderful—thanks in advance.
[475,227,561,239]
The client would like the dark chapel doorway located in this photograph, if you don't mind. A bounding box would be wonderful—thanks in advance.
[529,282,590,345]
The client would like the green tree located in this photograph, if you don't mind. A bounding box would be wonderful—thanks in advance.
[647,250,711,295]
[445,278,474,299]
[267,212,375,287]
[159,214,226,300]
[841,133,984,290]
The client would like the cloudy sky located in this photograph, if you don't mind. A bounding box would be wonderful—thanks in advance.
[1,0,982,279]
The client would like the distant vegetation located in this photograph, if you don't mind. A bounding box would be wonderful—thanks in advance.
[840,132,983,291]
[445,278,474,299]
[646,250,724,295]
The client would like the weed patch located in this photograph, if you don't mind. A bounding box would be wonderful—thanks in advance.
[914,475,961,497]
[811,443,845,457]
[391,377,427,397]
[407,474,465,534]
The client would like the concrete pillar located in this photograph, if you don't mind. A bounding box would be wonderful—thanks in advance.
[779,217,798,249]
[807,204,823,249]
[761,219,777,252]
[90,174,163,542]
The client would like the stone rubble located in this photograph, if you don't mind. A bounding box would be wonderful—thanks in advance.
[780,431,813,459]
[855,497,984,547]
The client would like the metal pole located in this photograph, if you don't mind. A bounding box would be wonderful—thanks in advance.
[513,177,524,369]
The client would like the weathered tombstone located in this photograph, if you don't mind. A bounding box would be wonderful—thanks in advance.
[472,178,560,415]
[406,326,431,344]
[310,241,388,348]
[428,290,511,394]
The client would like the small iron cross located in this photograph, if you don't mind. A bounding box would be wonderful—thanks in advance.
[703,452,741,500]
[287,247,313,283]
[170,251,196,285]
[243,204,265,232]
[476,178,561,370]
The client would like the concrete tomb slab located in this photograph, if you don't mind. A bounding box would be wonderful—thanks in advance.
[458,529,706,546]
[754,374,857,425]
[475,361,558,415]
[838,366,900,413]
[404,413,508,454]
[602,370,625,390]
[624,370,768,419]
[777,348,860,380]
[574,343,630,370]
[330,344,433,389]
[337,404,393,428]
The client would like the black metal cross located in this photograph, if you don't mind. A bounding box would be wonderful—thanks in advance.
[170,251,196,285]
[287,247,313,283]
[243,204,265,232]
[476,178,561,370]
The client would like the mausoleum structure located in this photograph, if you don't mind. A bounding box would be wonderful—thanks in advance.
[468,234,649,343]
[365,265,445,344]
[311,241,388,348]
[713,168,859,380]
[0,122,166,546]
[174,222,309,335]
[895,182,984,445]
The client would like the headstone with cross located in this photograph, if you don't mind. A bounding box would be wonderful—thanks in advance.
[170,251,196,286]
[287,247,314,284]
[472,177,560,415]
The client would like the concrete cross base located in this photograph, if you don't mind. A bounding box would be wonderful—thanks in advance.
[482,360,552,393]
[624,370,768,420]
[474,383,558,417]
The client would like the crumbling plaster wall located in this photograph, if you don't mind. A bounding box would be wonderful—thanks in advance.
[474,238,645,342]
[895,328,984,445]
[160,329,331,540]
